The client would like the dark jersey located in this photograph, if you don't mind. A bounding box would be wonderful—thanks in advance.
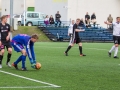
[73,24,79,39]
[0,23,10,41]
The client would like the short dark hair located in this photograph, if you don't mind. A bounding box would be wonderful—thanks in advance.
[116,17,120,19]
[31,34,39,39]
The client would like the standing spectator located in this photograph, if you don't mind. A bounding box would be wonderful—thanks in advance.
[44,15,49,26]
[55,11,61,27]
[107,14,113,29]
[91,13,96,25]
[49,15,54,25]
[85,12,90,27]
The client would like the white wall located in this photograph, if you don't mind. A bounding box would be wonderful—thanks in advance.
[26,0,35,7]
[68,0,120,27]
[35,0,68,21]
[1,0,35,15]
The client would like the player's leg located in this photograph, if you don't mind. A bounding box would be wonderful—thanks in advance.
[113,36,120,58]
[0,45,5,68]
[6,47,12,67]
[108,36,116,57]
[77,38,86,56]
[114,44,119,58]
[64,35,74,56]
[65,43,74,56]
[11,42,27,70]
[20,49,27,71]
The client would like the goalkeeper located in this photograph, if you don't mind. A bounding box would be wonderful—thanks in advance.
[11,34,38,71]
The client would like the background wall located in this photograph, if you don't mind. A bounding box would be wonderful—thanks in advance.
[67,0,120,27]
[1,0,35,15]
[35,0,68,21]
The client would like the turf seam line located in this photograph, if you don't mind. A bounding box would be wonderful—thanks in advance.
[0,70,61,88]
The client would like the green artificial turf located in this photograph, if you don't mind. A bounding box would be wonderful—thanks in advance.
[0,42,120,90]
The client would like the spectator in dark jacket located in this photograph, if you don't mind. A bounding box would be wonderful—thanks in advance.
[85,12,90,27]
[91,13,96,24]
[49,15,54,24]
[55,11,61,27]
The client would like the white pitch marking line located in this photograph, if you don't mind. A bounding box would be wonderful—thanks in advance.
[0,70,61,88]
[0,86,55,89]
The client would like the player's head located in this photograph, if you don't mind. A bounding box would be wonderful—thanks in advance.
[71,20,75,25]
[76,18,80,25]
[31,34,39,43]
[116,17,120,22]
[1,15,7,23]
[86,12,88,15]
[57,11,59,14]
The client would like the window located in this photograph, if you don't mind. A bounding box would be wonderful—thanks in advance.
[14,15,20,18]
[27,13,39,18]
[40,14,46,19]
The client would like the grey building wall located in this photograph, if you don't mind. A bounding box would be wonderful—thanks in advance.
[35,0,68,21]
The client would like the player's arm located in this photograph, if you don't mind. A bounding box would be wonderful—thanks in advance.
[30,43,36,63]
[0,32,1,46]
[68,26,70,36]
[25,41,34,64]
[104,21,112,25]
[26,44,36,69]
[75,29,85,32]
[0,25,2,46]
[6,25,11,41]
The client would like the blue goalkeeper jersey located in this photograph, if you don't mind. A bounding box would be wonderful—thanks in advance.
[12,34,36,61]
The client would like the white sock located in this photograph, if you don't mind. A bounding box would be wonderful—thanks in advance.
[109,45,115,53]
[114,47,118,56]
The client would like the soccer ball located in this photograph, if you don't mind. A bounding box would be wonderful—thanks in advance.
[36,62,41,70]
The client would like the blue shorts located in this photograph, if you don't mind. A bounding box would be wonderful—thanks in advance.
[11,41,24,52]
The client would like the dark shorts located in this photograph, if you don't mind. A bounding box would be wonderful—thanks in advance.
[113,36,120,44]
[11,41,24,52]
[74,38,81,44]
[0,41,12,50]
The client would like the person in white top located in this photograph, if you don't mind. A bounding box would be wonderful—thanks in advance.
[104,17,120,58]
[68,20,75,36]
[44,15,49,26]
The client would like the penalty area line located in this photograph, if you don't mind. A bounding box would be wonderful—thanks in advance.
[0,70,61,88]
[0,86,56,89]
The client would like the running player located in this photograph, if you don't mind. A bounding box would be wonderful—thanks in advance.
[11,34,39,71]
[0,15,12,68]
[104,17,120,58]
[64,18,86,56]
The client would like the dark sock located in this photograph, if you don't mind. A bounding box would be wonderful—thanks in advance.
[65,46,72,53]
[14,55,22,65]
[7,53,12,63]
[79,46,82,54]
[22,55,26,68]
[0,55,3,64]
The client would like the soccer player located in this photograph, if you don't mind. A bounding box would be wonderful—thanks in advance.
[11,34,38,71]
[104,17,120,58]
[64,18,86,56]
[0,15,12,68]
